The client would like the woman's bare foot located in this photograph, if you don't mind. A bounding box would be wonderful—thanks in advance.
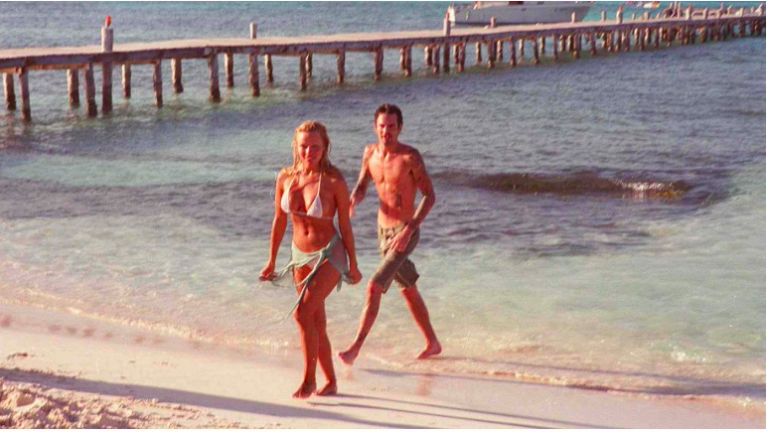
[315,381,338,396]
[416,341,442,360]
[338,348,359,366]
[292,381,316,399]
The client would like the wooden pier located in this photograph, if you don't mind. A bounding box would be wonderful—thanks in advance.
[1,6,764,122]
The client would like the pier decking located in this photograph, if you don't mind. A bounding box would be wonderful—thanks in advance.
[1,6,764,122]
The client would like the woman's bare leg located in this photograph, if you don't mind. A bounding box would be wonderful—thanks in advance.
[314,304,337,396]
[292,263,341,399]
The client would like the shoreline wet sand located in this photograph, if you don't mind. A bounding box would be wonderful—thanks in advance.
[1,302,763,428]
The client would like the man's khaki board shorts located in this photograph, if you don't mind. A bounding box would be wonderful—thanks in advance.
[371,224,420,293]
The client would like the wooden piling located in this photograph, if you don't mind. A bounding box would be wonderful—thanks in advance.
[249,25,260,95]
[153,61,163,108]
[67,69,79,107]
[122,64,131,99]
[101,26,113,114]
[374,47,383,80]
[443,42,450,73]
[249,50,260,97]
[19,68,31,121]
[405,46,412,77]
[497,40,504,61]
[265,54,273,85]
[551,34,558,60]
[208,54,221,101]
[433,45,441,74]
[475,42,482,64]
[487,40,496,68]
[590,31,597,55]
[639,28,646,50]
[574,34,581,59]
[560,33,566,52]
[3,73,15,111]
[510,37,518,67]
[533,37,540,64]
[336,49,346,84]
[172,58,184,93]
[225,53,234,87]
[654,27,660,48]
[623,29,630,52]
[519,38,526,58]
[400,47,407,73]
[299,52,307,90]
[83,63,97,117]
[457,43,465,73]
[306,53,313,79]
[425,46,433,67]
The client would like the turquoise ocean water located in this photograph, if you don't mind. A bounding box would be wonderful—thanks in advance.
[0,2,764,408]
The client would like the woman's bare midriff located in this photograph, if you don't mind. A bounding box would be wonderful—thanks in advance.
[291,216,337,253]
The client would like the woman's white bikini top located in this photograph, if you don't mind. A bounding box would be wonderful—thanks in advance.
[281,172,329,220]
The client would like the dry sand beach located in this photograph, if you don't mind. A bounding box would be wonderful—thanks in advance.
[0,302,763,429]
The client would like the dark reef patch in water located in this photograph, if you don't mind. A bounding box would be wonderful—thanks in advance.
[434,171,697,201]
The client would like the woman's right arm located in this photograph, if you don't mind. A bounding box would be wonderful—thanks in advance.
[260,170,289,281]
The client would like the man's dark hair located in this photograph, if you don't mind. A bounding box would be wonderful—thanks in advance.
[375,104,403,126]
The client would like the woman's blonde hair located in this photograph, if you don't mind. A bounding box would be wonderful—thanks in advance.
[288,120,335,175]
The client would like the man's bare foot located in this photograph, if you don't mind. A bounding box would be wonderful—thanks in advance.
[292,382,316,399]
[338,348,359,366]
[315,381,338,396]
[416,341,442,360]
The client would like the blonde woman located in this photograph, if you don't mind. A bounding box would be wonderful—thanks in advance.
[260,121,362,399]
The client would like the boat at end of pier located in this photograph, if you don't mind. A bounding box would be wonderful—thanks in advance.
[448,1,593,27]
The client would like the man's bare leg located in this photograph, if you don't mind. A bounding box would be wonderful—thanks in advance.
[401,286,441,359]
[338,283,384,366]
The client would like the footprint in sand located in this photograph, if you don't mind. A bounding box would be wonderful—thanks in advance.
[133,336,146,344]
[0,316,12,328]
[48,325,62,333]
[82,329,95,338]
[66,327,78,336]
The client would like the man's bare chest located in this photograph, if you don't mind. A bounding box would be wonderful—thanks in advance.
[369,156,409,186]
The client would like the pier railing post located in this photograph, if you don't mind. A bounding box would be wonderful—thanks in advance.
[83,63,98,117]
[101,24,114,114]
[249,24,260,97]
[19,68,31,122]
[172,58,184,93]
[3,73,15,111]
[153,60,163,108]
[208,53,221,102]
[67,69,80,107]
[122,65,131,99]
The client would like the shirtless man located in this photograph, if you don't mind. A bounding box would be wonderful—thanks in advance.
[338,104,441,365]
